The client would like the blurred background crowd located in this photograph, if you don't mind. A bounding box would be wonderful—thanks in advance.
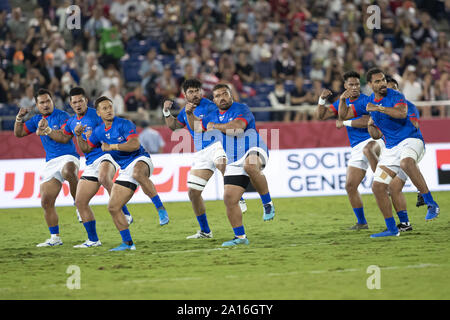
[0,0,449,130]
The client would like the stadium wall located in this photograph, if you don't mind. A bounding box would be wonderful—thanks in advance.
[1,119,450,159]
[1,143,449,209]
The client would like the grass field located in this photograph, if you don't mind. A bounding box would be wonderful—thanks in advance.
[0,192,449,300]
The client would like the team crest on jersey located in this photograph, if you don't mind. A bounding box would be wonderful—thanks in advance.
[52,124,59,130]
[219,115,225,121]
[105,133,110,139]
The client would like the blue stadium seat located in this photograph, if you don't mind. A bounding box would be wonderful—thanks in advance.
[2,119,15,130]
[121,58,143,83]
[126,39,151,56]
[0,0,11,12]
[0,104,18,116]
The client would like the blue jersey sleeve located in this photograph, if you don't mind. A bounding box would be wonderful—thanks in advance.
[177,109,187,126]
[233,108,253,129]
[352,96,369,117]
[87,127,101,148]
[121,119,139,141]
[24,116,38,134]
[329,100,339,116]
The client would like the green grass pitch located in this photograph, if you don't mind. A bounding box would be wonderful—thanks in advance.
[0,192,449,300]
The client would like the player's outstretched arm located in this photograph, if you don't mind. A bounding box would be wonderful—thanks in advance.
[337,90,355,120]
[102,137,140,152]
[163,100,185,131]
[349,114,370,128]
[367,117,383,139]
[14,108,29,137]
[185,102,203,133]
[315,89,335,120]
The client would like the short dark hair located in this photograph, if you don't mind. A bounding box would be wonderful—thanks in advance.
[384,74,398,87]
[34,88,52,102]
[94,96,113,109]
[343,70,360,82]
[212,83,231,93]
[366,68,384,82]
[182,79,202,93]
[69,87,87,100]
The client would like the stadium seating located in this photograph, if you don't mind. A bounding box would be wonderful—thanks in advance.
[121,56,144,83]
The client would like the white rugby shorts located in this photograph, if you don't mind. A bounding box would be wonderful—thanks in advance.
[116,155,154,187]
[82,154,120,179]
[224,146,269,177]
[41,155,80,184]
[191,141,227,172]
[348,138,385,171]
[378,138,425,178]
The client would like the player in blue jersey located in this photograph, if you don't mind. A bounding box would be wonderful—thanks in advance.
[365,68,440,238]
[163,79,234,239]
[38,87,135,248]
[199,83,275,246]
[77,96,168,251]
[315,71,385,230]
[14,89,80,247]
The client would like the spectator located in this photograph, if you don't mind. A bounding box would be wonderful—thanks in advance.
[155,66,179,102]
[124,86,150,121]
[84,6,112,51]
[160,24,182,56]
[139,122,166,154]
[309,59,325,82]
[7,8,27,42]
[102,84,125,115]
[18,84,36,110]
[0,68,8,103]
[235,51,255,84]
[80,65,102,99]
[401,65,423,102]
[250,33,271,64]
[309,27,335,62]
[268,80,291,122]
[290,76,313,122]
[273,46,296,81]
[254,48,273,82]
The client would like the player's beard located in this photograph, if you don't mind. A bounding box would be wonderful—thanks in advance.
[218,99,232,110]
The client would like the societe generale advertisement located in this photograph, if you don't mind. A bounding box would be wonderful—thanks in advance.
[0,143,449,209]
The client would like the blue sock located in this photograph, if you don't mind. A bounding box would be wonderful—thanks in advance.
[83,220,99,242]
[119,229,133,244]
[422,192,436,206]
[122,205,131,216]
[49,225,59,235]
[233,225,246,238]
[353,207,367,225]
[260,192,272,205]
[151,195,164,210]
[385,217,398,233]
[196,213,211,233]
[240,197,244,201]
[396,210,409,224]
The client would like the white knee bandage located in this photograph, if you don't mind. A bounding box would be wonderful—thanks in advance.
[187,174,209,191]
[373,167,393,185]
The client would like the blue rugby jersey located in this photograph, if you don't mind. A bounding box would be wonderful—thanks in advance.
[87,116,150,169]
[24,108,79,162]
[201,102,268,163]
[368,88,423,149]
[63,107,104,165]
[329,93,372,148]
[177,97,218,151]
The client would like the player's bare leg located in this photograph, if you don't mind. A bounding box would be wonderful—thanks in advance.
[363,141,381,173]
[389,177,412,231]
[61,161,79,201]
[74,179,99,222]
[223,185,245,227]
[132,161,169,225]
[370,165,400,238]
[222,183,249,246]
[188,169,214,217]
[345,166,366,209]
[108,184,134,232]
[244,153,268,195]
[244,153,274,221]
[40,178,62,230]
[37,178,64,246]
[400,158,429,194]
[97,161,116,195]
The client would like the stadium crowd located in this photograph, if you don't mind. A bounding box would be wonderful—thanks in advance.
[0,0,449,128]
